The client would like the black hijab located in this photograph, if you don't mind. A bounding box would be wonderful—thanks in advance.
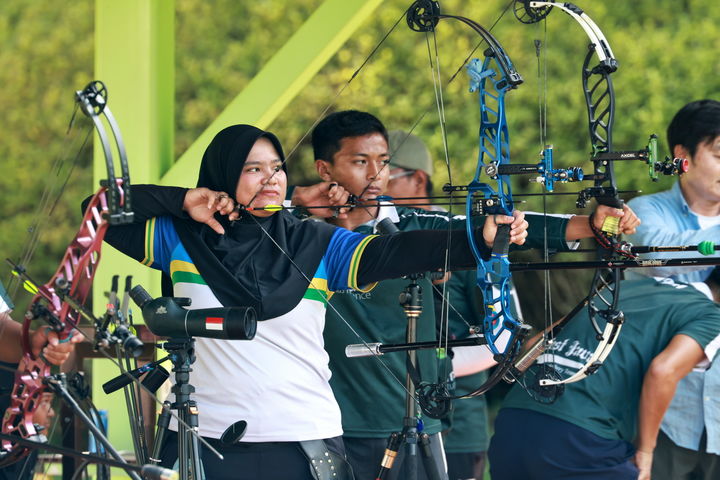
[171,125,337,319]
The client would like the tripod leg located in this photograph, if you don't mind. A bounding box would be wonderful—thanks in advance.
[376,432,402,480]
[149,401,172,464]
[405,436,418,479]
[48,376,143,480]
[418,433,443,480]
[186,400,204,480]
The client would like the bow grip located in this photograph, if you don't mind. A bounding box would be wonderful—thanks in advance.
[492,223,511,257]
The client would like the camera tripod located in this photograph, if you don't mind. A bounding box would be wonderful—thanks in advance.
[149,338,204,480]
[376,273,444,480]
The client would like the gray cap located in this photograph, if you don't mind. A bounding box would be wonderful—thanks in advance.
[388,130,433,176]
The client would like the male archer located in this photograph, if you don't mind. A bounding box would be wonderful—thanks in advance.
[292,110,639,480]
[627,99,720,480]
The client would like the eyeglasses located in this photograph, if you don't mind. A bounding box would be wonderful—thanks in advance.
[389,169,415,181]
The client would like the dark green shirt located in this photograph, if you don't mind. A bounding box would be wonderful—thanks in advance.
[324,207,570,437]
[501,277,720,443]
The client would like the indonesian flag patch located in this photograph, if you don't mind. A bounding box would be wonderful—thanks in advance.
[205,317,224,331]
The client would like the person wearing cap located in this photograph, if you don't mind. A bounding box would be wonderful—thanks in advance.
[384,130,441,211]
[297,111,640,480]
[626,99,720,479]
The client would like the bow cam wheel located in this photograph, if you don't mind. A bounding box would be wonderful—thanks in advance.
[513,0,552,24]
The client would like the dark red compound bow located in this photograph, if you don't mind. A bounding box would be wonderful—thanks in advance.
[1,80,133,466]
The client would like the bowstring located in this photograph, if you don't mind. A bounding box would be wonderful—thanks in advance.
[416,1,519,397]
[422,17,454,390]
[245,214,416,402]
[244,7,410,210]
[512,10,557,399]
[417,1,519,398]
[538,13,555,386]
[7,104,91,299]
[0,107,92,354]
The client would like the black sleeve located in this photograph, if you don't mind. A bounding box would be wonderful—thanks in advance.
[80,185,189,262]
[81,184,188,223]
[357,228,491,285]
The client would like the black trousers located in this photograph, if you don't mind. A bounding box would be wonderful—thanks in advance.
[652,429,720,480]
[159,431,347,480]
[446,451,486,480]
[343,433,448,480]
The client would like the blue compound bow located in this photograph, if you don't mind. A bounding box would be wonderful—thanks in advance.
[406,0,533,402]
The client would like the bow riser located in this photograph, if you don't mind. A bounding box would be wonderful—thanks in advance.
[475,58,515,216]
[1,357,46,463]
[466,54,522,357]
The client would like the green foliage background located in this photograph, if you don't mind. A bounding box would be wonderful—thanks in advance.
[1,0,719,324]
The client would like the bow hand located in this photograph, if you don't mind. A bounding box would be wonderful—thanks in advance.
[31,328,83,366]
[483,210,528,248]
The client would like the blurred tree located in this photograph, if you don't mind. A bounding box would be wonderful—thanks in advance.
[0,1,94,312]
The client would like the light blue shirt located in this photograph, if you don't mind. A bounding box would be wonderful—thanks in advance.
[627,181,720,454]
[626,181,720,283]
[0,279,12,313]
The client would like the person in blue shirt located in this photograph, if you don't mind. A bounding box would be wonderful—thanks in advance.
[627,99,720,480]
